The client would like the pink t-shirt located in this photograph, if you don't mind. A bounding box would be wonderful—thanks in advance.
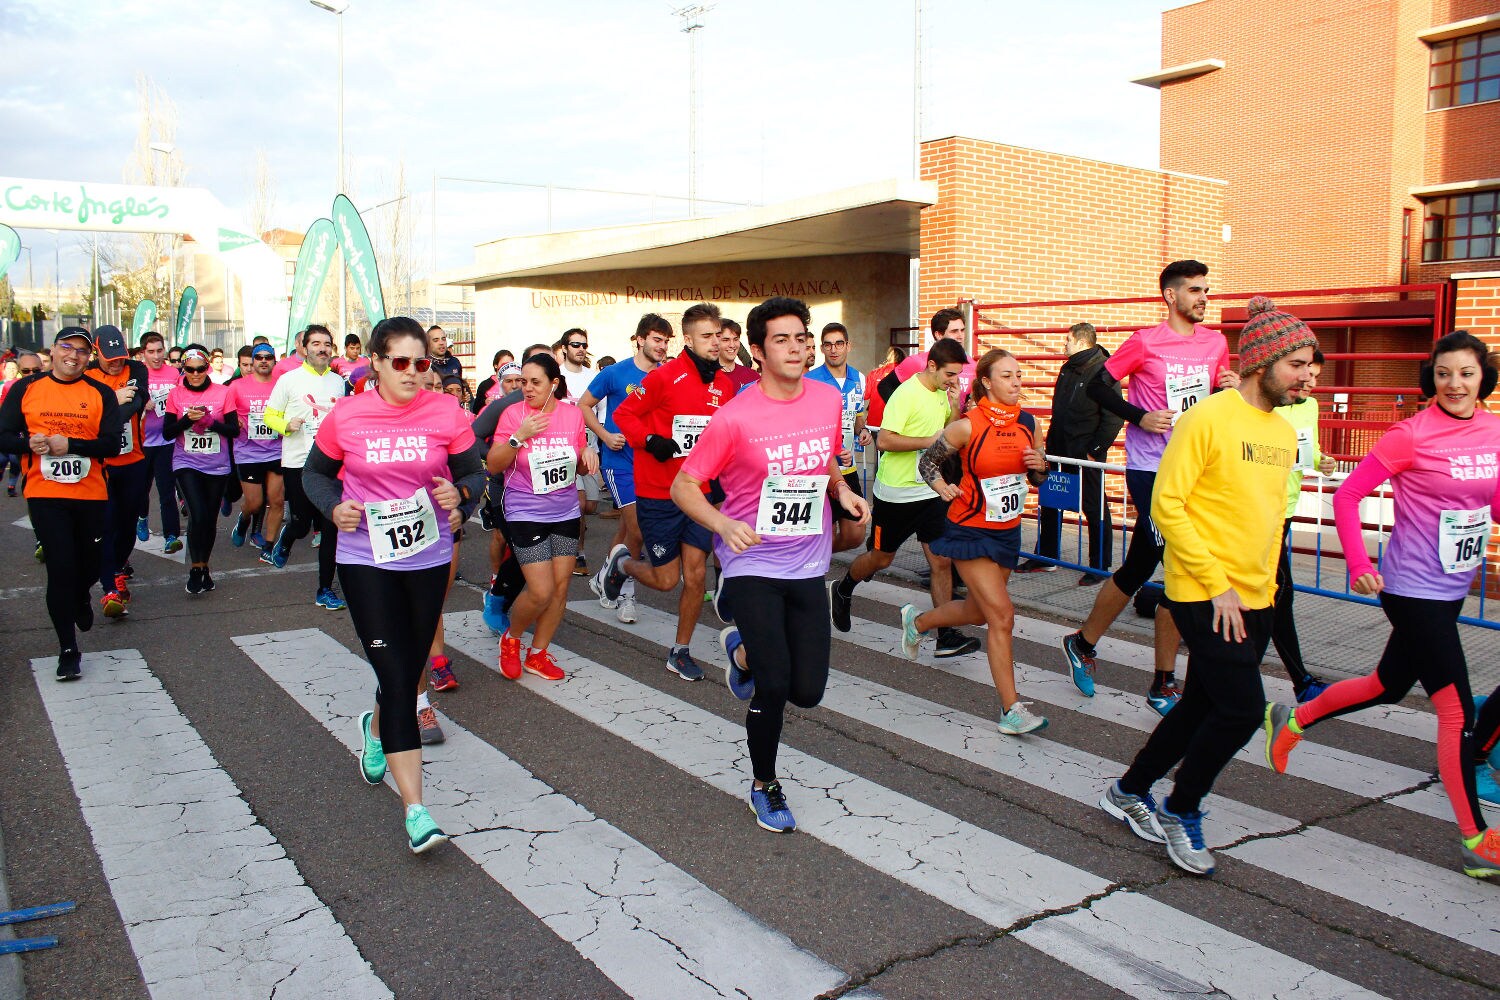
[223,377,281,464]
[1104,320,1231,472]
[166,382,234,475]
[494,400,589,522]
[331,356,364,378]
[683,380,842,580]
[143,362,181,447]
[314,389,477,571]
[895,349,977,404]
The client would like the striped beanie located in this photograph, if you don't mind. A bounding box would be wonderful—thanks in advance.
[1238,296,1317,375]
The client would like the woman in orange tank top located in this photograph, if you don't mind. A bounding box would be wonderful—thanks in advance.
[901,349,1050,735]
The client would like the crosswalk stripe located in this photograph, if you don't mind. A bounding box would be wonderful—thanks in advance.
[571,599,1500,957]
[233,628,853,1000]
[445,611,1388,1000]
[30,648,392,1000]
[847,576,1439,744]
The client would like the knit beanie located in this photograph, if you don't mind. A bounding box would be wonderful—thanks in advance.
[1238,296,1318,375]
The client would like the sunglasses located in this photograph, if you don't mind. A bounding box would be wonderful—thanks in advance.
[566,341,588,349]
[183,365,210,374]
[17,367,39,375]
[382,355,432,372]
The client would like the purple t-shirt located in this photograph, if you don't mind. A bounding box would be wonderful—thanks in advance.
[166,382,234,475]
[143,363,181,448]
[494,400,589,522]
[1104,320,1231,472]
[223,377,281,464]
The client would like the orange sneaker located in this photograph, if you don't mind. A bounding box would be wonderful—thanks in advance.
[1263,702,1302,774]
[101,592,126,619]
[1461,828,1500,878]
[523,647,566,681]
[499,633,524,680]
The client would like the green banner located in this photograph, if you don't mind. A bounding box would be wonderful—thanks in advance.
[174,286,198,347]
[286,217,337,352]
[0,224,18,281]
[332,194,385,326]
[130,299,157,342]
[218,227,258,253]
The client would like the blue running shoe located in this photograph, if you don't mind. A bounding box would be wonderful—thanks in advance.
[1295,676,1330,703]
[405,804,449,854]
[258,545,277,567]
[482,590,510,635]
[135,516,149,542]
[749,780,796,833]
[230,513,249,548]
[719,627,754,700]
[1099,781,1165,843]
[271,541,290,569]
[315,587,347,611]
[667,647,704,682]
[1062,631,1096,697]
[163,534,183,555]
[250,531,267,550]
[1156,806,1214,876]
[359,710,386,785]
[1477,764,1500,806]
[1146,680,1182,717]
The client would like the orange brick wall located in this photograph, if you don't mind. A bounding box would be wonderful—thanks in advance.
[1455,275,1500,348]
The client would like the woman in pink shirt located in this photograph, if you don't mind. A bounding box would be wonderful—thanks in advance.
[487,353,598,682]
[163,346,237,595]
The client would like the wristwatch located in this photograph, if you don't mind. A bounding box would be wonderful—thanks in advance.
[507,435,522,449]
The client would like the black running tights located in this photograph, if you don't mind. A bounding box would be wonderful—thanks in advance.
[29,498,106,651]
[174,469,228,565]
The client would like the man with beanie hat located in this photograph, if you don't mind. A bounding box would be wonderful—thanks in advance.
[1099,296,1316,876]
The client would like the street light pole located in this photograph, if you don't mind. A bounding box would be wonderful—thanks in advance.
[310,0,350,338]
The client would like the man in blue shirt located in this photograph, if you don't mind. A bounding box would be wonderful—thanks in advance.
[806,321,870,552]
[579,313,673,624]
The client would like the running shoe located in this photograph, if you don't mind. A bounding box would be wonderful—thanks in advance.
[499,633,524,680]
[1099,781,1165,843]
[667,647,704,682]
[573,554,589,577]
[1155,806,1215,876]
[616,592,638,624]
[749,780,796,833]
[997,701,1049,735]
[1462,828,1500,878]
[314,587,346,611]
[524,648,566,681]
[270,538,290,569]
[591,543,630,606]
[899,603,925,660]
[1061,630,1097,697]
[1014,558,1057,574]
[418,705,446,745]
[135,516,149,542]
[56,648,81,682]
[359,710,386,784]
[33,541,43,562]
[713,581,733,625]
[1294,677,1330,704]
[405,804,449,854]
[1263,702,1301,774]
[201,570,215,592]
[311,530,322,548]
[250,531,267,550]
[101,591,125,619]
[1146,680,1182,717]
[186,566,205,595]
[828,579,853,633]
[230,513,249,547]
[429,655,459,692]
[1476,765,1500,806]
[934,627,979,658]
[719,627,754,700]
[258,545,277,567]
[163,534,183,554]
[482,591,510,635]
[114,574,131,604]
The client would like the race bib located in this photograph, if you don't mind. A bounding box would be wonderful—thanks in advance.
[366,488,441,565]
[302,413,323,437]
[1294,428,1315,472]
[184,431,221,455]
[981,474,1027,523]
[671,414,710,456]
[120,420,135,454]
[150,384,172,417]
[1165,370,1210,415]
[248,413,277,441]
[840,411,857,461]
[1439,506,1490,575]
[756,476,828,537]
[531,446,577,495]
[40,454,89,484]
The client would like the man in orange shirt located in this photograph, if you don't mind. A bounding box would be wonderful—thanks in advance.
[0,327,123,679]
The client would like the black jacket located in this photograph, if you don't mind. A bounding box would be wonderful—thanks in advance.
[1046,345,1124,459]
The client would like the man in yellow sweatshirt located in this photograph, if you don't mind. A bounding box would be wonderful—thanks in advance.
[1098,296,1316,876]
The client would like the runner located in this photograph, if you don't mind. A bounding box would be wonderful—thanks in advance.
[302,315,486,853]
[1270,348,1335,701]
[877,309,976,406]
[272,330,307,380]
[163,345,238,595]
[1264,329,1500,879]
[331,333,365,379]
[0,327,123,680]
[718,318,760,394]
[672,296,868,832]
[579,314,672,624]
[0,353,41,497]
[136,331,183,554]
[166,346,184,369]
[208,348,231,384]
[1060,259,1236,714]
[902,349,1051,734]
[594,302,733,681]
[472,349,515,415]
[556,328,601,575]
[862,346,904,444]
[83,326,150,617]
[223,343,283,551]
[828,338,982,658]
[1100,298,1312,876]
[426,325,463,383]
[487,352,598,682]
[263,325,347,610]
[807,321,870,552]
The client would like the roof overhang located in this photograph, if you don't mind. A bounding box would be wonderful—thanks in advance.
[1409,177,1500,199]
[443,177,937,286]
[1130,58,1225,89]
[1418,12,1500,44]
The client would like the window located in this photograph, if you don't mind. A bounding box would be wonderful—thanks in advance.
[1429,29,1500,109]
[1423,190,1500,261]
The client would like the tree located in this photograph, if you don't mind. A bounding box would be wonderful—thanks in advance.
[373,159,419,317]
[111,74,186,317]
[249,150,277,240]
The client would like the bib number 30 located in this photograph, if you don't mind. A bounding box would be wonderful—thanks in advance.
[981,474,1027,523]
[671,414,710,456]
[756,475,828,537]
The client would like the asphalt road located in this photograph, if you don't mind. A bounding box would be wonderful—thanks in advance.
[0,498,1495,999]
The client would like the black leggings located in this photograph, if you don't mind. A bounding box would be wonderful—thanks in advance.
[138,443,181,536]
[726,575,831,782]
[1111,470,1165,596]
[280,467,336,590]
[339,562,450,755]
[100,459,151,590]
[29,498,107,652]
[1270,518,1312,687]
[174,468,228,565]
[1120,600,1272,815]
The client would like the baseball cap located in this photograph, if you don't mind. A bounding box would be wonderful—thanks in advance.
[93,325,128,360]
[54,326,92,346]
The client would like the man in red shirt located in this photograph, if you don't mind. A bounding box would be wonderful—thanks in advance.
[595,302,733,682]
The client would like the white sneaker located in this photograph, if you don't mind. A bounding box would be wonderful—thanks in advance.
[997,701,1049,735]
[616,593,638,624]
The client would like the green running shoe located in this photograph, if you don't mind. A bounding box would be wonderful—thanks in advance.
[359,710,386,785]
[405,804,449,854]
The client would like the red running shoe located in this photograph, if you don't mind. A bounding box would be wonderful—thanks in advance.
[499,633,524,681]
[428,655,459,691]
[101,592,126,619]
[523,648,566,681]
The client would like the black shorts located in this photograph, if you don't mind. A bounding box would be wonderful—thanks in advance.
[637,495,713,566]
[833,467,865,522]
[870,495,948,553]
[237,460,280,485]
[930,522,1021,568]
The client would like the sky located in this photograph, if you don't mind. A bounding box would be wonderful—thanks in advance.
[0,0,1172,288]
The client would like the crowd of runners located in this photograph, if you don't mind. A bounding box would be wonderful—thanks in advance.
[2,258,1498,878]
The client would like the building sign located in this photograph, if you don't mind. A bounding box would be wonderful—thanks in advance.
[529,277,843,310]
